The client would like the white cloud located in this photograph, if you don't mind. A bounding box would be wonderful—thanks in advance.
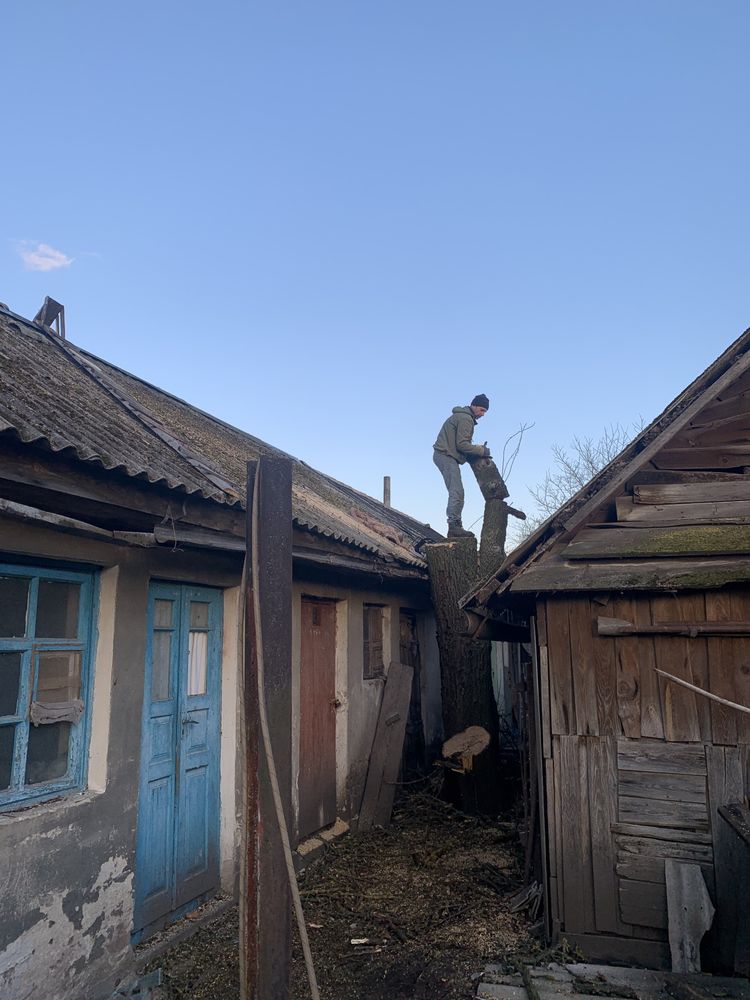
[19,242,74,272]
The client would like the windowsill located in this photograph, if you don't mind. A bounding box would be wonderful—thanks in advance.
[0,787,104,825]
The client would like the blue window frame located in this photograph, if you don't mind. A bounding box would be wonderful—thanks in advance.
[0,562,97,808]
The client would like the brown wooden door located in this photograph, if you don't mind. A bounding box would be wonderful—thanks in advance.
[299,598,337,838]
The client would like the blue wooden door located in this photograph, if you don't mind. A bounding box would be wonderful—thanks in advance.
[134,582,223,939]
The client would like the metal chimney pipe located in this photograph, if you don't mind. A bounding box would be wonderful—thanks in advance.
[383,476,391,507]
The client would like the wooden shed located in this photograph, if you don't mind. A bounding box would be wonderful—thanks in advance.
[461,328,750,972]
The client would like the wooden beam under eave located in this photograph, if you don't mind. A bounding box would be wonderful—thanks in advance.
[462,610,531,642]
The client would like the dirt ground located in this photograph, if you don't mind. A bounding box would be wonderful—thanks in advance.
[147,791,547,1000]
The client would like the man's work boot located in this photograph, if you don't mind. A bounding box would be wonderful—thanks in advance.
[447,523,475,538]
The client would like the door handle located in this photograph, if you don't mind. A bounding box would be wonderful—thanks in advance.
[182,715,199,725]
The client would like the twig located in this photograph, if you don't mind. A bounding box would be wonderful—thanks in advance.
[501,422,534,481]
[653,667,750,716]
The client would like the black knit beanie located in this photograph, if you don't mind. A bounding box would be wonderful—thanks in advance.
[471,394,490,409]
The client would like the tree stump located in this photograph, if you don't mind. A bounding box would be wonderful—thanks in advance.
[425,536,501,814]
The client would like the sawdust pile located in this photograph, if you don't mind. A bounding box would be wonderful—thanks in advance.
[150,791,540,1000]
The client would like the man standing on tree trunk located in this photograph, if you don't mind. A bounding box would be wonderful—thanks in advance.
[433,394,491,538]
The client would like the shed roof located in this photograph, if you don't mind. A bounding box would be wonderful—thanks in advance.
[462,323,750,611]
[0,306,441,570]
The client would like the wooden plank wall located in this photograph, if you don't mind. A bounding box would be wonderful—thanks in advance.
[540,592,750,966]
[545,590,750,747]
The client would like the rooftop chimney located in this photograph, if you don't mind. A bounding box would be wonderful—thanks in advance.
[383,475,391,507]
[34,296,66,339]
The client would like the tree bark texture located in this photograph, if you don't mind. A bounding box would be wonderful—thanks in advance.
[467,457,526,579]
[478,498,509,580]
[426,536,502,813]
[467,455,509,502]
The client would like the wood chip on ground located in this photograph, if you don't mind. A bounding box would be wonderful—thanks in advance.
[146,790,553,1000]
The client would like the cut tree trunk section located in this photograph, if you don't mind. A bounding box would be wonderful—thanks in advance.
[425,535,501,814]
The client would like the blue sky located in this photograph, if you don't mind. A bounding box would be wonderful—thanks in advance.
[3,2,750,536]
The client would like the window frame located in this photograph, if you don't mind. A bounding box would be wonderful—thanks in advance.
[362,603,385,681]
[0,561,98,810]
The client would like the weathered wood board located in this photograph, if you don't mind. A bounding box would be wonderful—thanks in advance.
[617,739,707,775]
[619,878,668,929]
[358,661,413,830]
[513,554,750,593]
[558,735,595,933]
[546,600,575,735]
[665,860,715,972]
[704,745,745,970]
[616,494,750,525]
[588,737,624,934]
[634,481,750,505]
[565,524,750,561]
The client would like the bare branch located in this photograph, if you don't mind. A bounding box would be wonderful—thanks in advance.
[512,420,644,544]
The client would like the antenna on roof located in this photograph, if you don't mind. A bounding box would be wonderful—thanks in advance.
[34,296,66,339]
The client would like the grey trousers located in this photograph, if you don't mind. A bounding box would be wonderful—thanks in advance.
[433,450,464,525]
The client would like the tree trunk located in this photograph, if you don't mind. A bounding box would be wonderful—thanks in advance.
[467,456,525,579]
[478,498,509,579]
[426,536,501,814]
[467,455,509,502]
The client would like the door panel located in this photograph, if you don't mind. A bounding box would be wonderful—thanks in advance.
[134,583,222,937]
[299,598,337,838]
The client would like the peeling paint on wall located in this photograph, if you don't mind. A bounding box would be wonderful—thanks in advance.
[0,856,133,1000]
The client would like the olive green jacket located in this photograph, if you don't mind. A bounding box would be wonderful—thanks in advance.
[433,407,485,465]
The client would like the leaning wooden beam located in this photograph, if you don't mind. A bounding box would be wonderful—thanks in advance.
[0,497,114,539]
[0,497,159,546]
[241,457,294,999]
[358,661,413,830]
[653,667,750,716]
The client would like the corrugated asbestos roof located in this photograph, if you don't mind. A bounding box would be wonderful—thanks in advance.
[0,307,441,569]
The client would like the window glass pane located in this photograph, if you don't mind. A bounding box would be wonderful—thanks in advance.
[25,722,70,784]
[153,599,173,628]
[152,632,172,701]
[189,602,209,629]
[188,631,208,696]
[0,576,29,637]
[36,652,82,703]
[36,581,81,639]
[0,652,22,716]
[0,726,14,789]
